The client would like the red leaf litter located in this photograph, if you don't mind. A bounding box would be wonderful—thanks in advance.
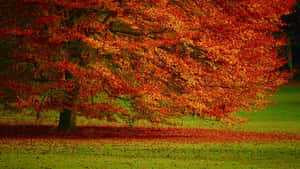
[0,124,299,143]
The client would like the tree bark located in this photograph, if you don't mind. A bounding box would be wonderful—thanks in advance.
[57,108,77,132]
[57,71,78,132]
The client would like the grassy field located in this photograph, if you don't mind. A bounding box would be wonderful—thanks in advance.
[0,139,299,169]
[0,83,299,169]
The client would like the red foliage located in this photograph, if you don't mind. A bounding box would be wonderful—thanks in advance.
[0,0,296,124]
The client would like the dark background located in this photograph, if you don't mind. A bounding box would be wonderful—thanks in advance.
[281,1,300,80]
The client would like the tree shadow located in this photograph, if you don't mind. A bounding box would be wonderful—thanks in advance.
[0,124,187,139]
[0,124,299,142]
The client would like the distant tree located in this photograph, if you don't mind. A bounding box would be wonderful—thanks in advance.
[0,0,296,130]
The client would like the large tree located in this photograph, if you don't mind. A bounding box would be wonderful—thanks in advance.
[0,0,296,130]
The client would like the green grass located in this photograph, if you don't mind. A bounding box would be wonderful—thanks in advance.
[235,84,300,134]
[0,140,299,169]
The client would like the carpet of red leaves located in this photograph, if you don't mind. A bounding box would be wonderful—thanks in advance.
[0,124,299,143]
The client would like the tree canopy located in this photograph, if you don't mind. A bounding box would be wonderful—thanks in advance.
[0,0,296,129]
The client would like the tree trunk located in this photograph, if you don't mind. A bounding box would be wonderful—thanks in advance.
[57,108,77,132]
[57,71,78,132]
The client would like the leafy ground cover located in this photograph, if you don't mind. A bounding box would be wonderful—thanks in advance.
[0,125,299,143]
[0,83,299,168]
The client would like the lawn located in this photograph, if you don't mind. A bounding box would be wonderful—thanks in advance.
[0,140,299,169]
[0,83,299,169]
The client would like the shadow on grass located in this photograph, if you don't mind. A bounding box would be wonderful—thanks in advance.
[0,124,299,143]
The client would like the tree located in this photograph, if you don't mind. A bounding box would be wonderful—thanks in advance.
[0,0,296,130]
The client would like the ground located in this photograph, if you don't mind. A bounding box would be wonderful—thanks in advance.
[0,83,299,168]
